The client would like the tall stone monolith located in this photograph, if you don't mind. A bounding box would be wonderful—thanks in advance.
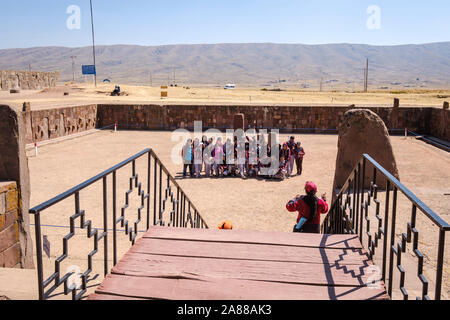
[332,109,400,198]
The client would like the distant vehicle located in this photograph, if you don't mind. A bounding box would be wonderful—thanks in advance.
[224,84,236,90]
[111,85,121,96]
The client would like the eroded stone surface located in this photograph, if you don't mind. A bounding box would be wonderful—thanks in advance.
[0,70,58,90]
[333,109,400,193]
[0,105,34,269]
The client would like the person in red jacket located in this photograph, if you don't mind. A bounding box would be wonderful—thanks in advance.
[286,181,328,234]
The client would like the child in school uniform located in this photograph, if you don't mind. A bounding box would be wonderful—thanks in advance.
[286,136,297,176]
[193,138,203,178]
[181,139,194,178]
[208,138,215,176]
[275,155,288,180]
[213,138,224,177]
[203,142,214,178]
[294,142,306,176]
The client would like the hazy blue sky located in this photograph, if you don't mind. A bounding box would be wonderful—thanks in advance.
[1,0,449,49]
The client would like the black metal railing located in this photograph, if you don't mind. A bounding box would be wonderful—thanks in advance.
[29,148,208,300]
[322,154,449,300]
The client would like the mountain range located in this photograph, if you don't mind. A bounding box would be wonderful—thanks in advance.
[1,42,449,89]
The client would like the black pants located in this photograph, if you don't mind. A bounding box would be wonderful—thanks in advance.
[293,224,320,234]
[295,158,303,176]
[183,164,193,177]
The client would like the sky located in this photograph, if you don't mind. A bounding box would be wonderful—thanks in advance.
[0,0,449,49]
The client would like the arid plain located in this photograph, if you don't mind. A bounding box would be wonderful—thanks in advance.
[1,83,449,110]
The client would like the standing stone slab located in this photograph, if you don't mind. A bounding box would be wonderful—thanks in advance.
[233,113,245,131]
[333,109,400,195]
[0,105,34,269]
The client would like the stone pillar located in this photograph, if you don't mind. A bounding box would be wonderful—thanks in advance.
[388,98,400,129]
[333,109,400,199]
[393,98,400,109]
[441,102,449,141]
[0,105,34,269]
[233,113,245,131]
[22,102,33,144]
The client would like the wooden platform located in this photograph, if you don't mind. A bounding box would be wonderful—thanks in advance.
[89,227,389,300]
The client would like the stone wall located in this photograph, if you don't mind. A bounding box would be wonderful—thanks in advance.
[0,182,21,268]
[0,105,34,269]
[25,104,97,144]
[96,104,434,135]
[21,103,449,145]
[429,107,450,142]
[0,70,58,91]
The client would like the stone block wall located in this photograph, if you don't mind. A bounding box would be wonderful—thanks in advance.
[97,104,351,131]
[0,105,34,269]
[96,104,165,130]
[0,70,58,91]
[19,103,449,145]
[96,104,435,136]
[429,107,450,142]
[25,104,97,144]
[0,182,21,268]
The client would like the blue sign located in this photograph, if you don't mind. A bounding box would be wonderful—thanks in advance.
[82,65,96,75]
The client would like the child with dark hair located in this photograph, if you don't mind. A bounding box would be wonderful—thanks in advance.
[202,135,209,147]
[201,135,209,174]
[203,141,214,178]
[247,163,258,177]
[273,155,288,180]
[294,142,306,176]
[280,143,291,165]
[208,138,215,176]
[222,155,230,177]
[286,181,328,234]
[286,136,296,177]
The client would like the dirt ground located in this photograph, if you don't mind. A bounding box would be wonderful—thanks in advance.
[26,130,449,300]
[1,83,449,110]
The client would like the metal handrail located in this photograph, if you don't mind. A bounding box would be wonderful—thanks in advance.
[29,149,151,214]
[29,148,208,300]
[149,149,202,218]
[406,130,450,152]
[322,153,449,300]
[329,154,449,230]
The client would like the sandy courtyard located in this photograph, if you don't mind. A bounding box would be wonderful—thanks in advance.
[26,129,450,299]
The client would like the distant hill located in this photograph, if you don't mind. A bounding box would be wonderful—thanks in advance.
[1,42,449,89]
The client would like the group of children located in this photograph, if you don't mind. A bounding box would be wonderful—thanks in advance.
[181,135,305,181]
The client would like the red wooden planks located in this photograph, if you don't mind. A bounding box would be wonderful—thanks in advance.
[87,293,149,300]
[143,226,363,249]
[95,274,389,301]
[89,227,388,301]
[129,237,371,265]
[112,252,380,287]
